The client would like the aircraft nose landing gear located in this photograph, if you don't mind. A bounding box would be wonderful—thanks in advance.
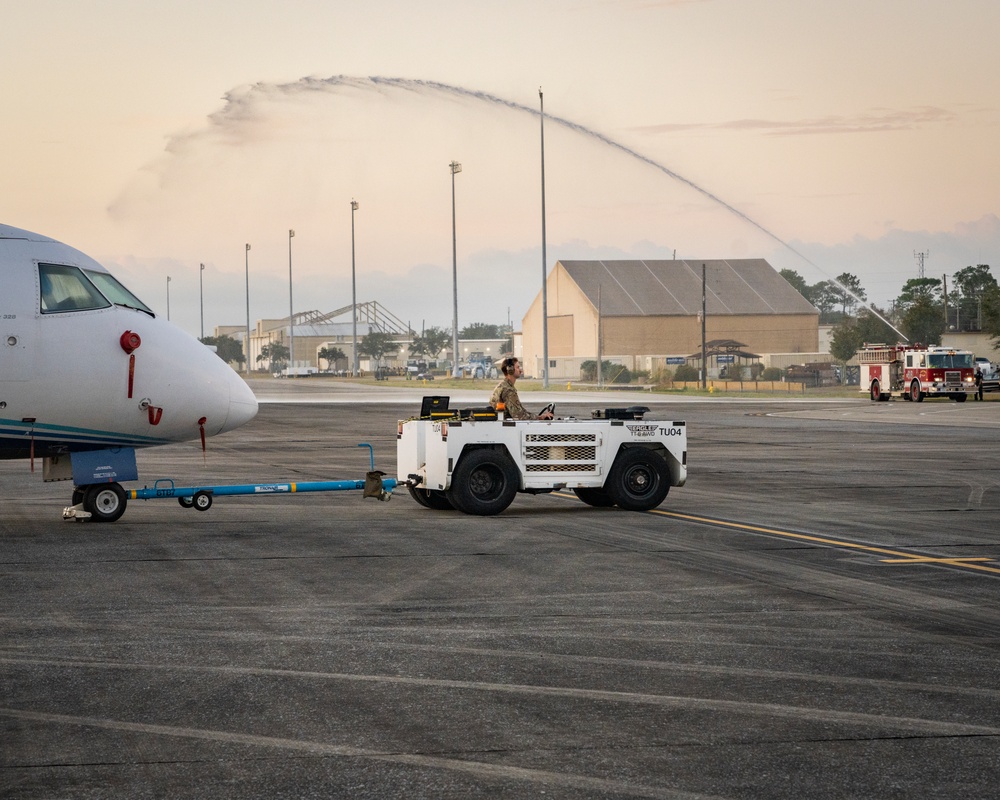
[63,482,128,522]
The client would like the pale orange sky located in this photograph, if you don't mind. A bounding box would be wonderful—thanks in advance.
[3,0,998,335]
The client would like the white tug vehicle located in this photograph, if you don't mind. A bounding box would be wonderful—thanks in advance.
[397,397,687,516]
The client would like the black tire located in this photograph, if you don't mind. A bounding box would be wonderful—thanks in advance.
[870,380,881,402]
[71,488,85,506]
[606,448,670,512]
[83,483,127,523]
[573,487,615,507]
[955,393,968,402]
[407,485,455,510]
[178,496,195,508]
[910,380,924,402]
[448,448,519,516]
[192,491,213,511]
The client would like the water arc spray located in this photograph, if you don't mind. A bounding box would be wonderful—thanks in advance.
[209,75,906,340]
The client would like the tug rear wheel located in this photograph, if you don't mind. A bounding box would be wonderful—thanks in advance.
[407,486,455,510]
[448,449,519,516]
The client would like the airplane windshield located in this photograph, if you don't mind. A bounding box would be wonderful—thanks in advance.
[928,353,973,368]
[39,263,112,313]
[85,270,154,315]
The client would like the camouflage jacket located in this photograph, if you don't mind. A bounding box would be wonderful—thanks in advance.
[490,379,533,420]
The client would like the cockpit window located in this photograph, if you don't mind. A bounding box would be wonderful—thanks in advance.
[39,263,111,313]
[85,269,153,314]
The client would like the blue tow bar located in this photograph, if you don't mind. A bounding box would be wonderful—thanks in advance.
[127,443,400,510]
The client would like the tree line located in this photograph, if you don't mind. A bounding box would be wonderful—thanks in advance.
[779,264,1000,363]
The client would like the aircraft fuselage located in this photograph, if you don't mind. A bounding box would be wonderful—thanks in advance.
[0,224,258,462]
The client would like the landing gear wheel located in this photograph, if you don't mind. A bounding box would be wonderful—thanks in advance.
[407,485,455,510]
[573,487,615,507]
[192,490,213,511]
[448,449,519,516]
[910,380,924,402]
[178,496,194,508]
[606,448,670,511]
[83,483,127,523]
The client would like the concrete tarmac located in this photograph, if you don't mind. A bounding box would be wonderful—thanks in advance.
[3,385,1000,798]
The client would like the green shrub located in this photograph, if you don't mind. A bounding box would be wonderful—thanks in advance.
[761,367,784,381]
[580,360,632,383]
[673,364,700,382]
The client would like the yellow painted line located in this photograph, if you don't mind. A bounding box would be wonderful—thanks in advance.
[880,557,994,564]
[647,508,1000,576]
[555,493,1000,577]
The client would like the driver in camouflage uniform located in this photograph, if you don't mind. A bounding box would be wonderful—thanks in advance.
[490,357,554,420]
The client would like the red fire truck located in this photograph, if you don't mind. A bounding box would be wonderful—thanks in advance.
[857,343,977,402]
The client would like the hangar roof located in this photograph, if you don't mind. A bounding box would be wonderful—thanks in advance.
[558,259,818,317]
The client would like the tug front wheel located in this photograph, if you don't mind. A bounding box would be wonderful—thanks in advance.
[573,487,615,507]
[606,448,671,512]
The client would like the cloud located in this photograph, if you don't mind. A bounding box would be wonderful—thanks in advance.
[632,105,956,136]
[769,214,1000,307]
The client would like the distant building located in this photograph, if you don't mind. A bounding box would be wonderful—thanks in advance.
[215,301,508,374]
[520,259,820,380]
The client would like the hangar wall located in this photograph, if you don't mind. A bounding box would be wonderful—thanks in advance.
[521,260,820,381]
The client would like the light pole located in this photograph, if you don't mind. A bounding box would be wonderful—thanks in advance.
[166,276,171,321]
[288,228,295,374]
[199,262,205,340]
[450,160,462,378]
[244,243,251,376]
[539,87,549,387]
[351,199,359,377]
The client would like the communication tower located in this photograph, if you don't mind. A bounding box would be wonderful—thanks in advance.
[914,250,929,279]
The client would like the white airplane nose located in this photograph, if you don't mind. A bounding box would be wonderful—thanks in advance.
[222,373,259,433]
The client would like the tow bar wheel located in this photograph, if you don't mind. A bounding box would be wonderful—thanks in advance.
[192,490,213,511]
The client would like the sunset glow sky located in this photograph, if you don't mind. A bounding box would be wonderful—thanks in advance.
[4,0,998,337]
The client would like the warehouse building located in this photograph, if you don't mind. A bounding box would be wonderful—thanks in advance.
[520,259,820,380]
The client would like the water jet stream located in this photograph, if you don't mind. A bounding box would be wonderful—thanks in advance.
[225,75,905,340]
